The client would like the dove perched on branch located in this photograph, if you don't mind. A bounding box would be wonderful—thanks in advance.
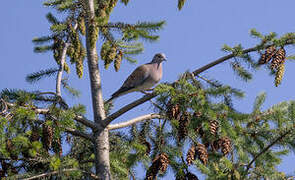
[106,53,167,104]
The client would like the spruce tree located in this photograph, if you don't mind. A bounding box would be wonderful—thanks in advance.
[1,0,295,179]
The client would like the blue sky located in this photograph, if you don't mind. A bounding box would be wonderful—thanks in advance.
[1,0,295,179]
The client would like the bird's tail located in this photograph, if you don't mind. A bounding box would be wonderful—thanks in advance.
[105,87,133,104]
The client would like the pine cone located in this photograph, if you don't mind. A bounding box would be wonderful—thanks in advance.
[186,145,196,165]
[6,139,17,160]
[42,123,53,151]
[30,127,40,142]
[196,143,208,165]
[271,47,286,70]
[212,139,222,151]
[186,172,199,180]
[178,112,190,141]
[221,137,231,155]
[258,45,276,64]
[76,58,83,78]
[146,153,169,180]
[195,126,204,138]
[209,120,219,136]
[275,63,285,87]
[53,138,62,157]
[141,139,151,155]
[114,50,123,72]
[167,103,180,120]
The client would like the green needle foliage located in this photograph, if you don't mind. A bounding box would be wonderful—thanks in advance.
[2,0,295,179]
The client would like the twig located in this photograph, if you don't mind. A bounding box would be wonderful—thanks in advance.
[107,113,161,130]
[103,93,157,128]
[245,127,294,174]
[20,168,99,180]
[65,127,93,141]
[56,23,78,97]
[192,40,295,76]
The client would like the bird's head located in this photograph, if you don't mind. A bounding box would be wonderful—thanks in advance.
[151,53,167,63]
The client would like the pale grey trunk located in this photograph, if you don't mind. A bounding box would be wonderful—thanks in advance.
[84,0,111,179]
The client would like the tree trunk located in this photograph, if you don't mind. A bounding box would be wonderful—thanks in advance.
[84,0,111,179]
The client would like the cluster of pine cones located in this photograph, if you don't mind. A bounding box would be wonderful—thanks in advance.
[146,153,170,180]
[258,46,286,86]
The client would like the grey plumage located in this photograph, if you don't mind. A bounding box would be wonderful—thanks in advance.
[106,53,167,104]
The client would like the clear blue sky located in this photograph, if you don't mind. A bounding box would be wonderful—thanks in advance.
[1,0,295,179]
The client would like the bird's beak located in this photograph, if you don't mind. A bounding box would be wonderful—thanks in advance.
[163,58,167,61]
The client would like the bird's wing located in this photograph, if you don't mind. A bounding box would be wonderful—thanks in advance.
[111,65,150,98]
[122,65,150,89]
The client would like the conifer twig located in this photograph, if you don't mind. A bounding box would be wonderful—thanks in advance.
[5,102,99,129]
[107,113,161,130]
[192,40,295,76]
[245,127,294,174]
[21,168,99,180]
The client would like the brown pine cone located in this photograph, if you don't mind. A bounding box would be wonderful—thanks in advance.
[209,120,219,136]
[196,143,208,165]
[146,153,169,180]
[186,145,196,165]
[271,47,286,70]
[221,137,231,155]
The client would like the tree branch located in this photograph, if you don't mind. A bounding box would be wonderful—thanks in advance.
[103,93,157,128]
[6,102,99,129]
[107,113,161,130]
[21,168,99,180]
[245,127,294,174]
[192,40,295,76]
[56,23,78,97]
[65,127,93,141]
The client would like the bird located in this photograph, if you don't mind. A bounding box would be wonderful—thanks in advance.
[106,53,167,104]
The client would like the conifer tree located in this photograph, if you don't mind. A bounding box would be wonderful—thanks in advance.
[1,0,295,179]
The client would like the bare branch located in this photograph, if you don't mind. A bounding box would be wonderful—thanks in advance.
[21,168,99,180]
[65,127,93,141]
[108,113,161,130]
[103,93,157,128]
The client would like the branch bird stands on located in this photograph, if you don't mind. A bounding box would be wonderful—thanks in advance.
[106,53,167,104]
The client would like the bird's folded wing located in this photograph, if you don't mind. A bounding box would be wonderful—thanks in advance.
[121,65,150,89]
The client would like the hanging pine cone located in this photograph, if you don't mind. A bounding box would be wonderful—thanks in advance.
[209,120,219,136]
[114,50,123,72]
[42,123,53,151]
[53,137,63,157]
[271,47,286,70]
[221,137,231,155]
[197,144,208,165]
[186,145,196,165]
[146,153,169,180]
[195,126,204,138]
[141,139,151,155]
[167,103,180,120]
[186,172,199,180]
[6,139,17,160]
[275,63,285,87]
[196,143,208,165]
[258,45,276,64]
[30,127,40,142]
[212,139,222,151]
[76,58,83,78]
[178,112,190,141]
